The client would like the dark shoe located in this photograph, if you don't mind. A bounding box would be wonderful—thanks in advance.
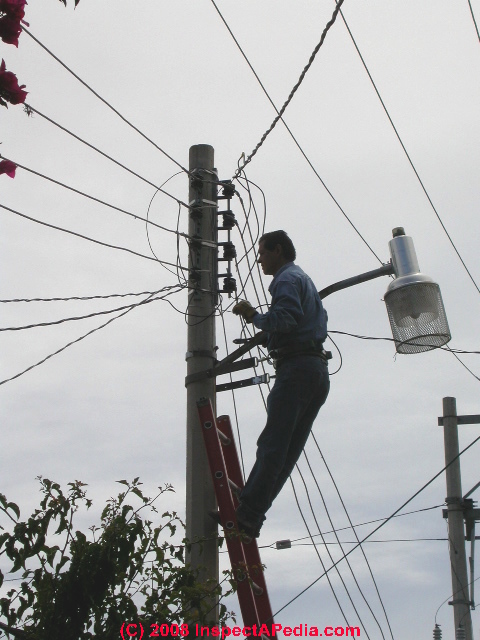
[236,515,260,539]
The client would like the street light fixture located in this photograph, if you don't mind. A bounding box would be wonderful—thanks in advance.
[218,227,451,369]
[384,228,451,354]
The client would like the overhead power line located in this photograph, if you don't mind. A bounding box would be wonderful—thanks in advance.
[272,432,480,619]
[467,0,480,43]
[210,0,382,264]
[0,291,165,303]
[0,286,186,387]
[0,204,189,271]
[0,156,189,239]
[337,5,480,296]
[233,0,346,178]
[22,27,190,175]
[0,287,184,332]
[19,106,190,209]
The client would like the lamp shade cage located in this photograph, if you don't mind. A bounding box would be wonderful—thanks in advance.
[384,229,451,354]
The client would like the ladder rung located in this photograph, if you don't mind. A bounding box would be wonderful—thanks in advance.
[251,580,264,596]
[216,427,231,446]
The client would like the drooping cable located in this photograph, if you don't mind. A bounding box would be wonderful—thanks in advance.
[22,27,190,175]
[337,4,480,295]
[1,156,188,238]
[309,435,394,639]
[0,286,185,332]
[0,291,162,303]
[233,0,346,178]
[289,476,353,629]
[271,433,480,619]
[0,204,189,272]
[17,107,190,209]
[209,0,382,264]
[293,468,374,638]
[467,0,480,43]
[0,287,182,386]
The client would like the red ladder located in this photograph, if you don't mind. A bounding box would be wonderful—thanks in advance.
[196,397,276,637]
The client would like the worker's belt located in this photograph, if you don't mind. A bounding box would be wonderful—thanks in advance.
[269,340,332,363]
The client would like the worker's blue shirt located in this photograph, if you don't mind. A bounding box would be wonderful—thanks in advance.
[252,262,327,351]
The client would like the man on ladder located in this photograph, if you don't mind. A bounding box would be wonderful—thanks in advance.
[232,230,330,538]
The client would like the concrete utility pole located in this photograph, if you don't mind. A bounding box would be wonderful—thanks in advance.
[441,397,473,640]
[185,144,219,616]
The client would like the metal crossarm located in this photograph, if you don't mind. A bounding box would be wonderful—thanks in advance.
[196,398,276,635]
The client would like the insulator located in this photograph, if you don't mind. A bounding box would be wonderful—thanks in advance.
[190,171,203,191]
[221,182,235,198]
[433,624,442,640]
[189,205,203,220]
[222,210,236,230]
[222,277,236,294]
[455,625,466,640]
[188,270,201,286]
[222,241,236,260]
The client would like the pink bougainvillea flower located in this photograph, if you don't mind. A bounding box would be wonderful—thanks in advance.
[0,159,17,178]
[0,59,27,106]
[0,0,27,21]
[0,14,22,46]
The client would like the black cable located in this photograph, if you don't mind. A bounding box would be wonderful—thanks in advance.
[16,107,190,210]
[22,27,190,175]
[271,433,480,620]
[0,291,162,303]
[218,307,247,482]
[290,537,449,546]
[329,329,480,355]
[337,4,480,295]
[259,504,445,548]
[310,434,394,640]
[0,204,189,271]
[301,453,390,639]
[446,346,480,382]
[0,286,185,332]
[467,0,480,44]
[289,476,353,629]
[233,0,346,178]
[209,0,383,264]
[0,289,173,386]
[326,333,343,375]
[1,155,189,238]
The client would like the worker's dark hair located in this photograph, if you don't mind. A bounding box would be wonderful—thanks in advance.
[259,230,296,261]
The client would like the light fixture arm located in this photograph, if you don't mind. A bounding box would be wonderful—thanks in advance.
[319,261,394,300]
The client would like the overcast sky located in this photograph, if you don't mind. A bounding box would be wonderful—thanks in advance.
[1,1,480,638]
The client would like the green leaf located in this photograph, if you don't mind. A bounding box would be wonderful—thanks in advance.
[7,502,20,519]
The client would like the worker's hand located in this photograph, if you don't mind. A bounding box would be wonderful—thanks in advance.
[232,300,258,323]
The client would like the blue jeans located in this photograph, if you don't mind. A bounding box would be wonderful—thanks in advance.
[237,355,330,532]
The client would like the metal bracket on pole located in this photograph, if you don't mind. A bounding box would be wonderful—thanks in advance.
[185,357,259,387]
[216,374,270,393]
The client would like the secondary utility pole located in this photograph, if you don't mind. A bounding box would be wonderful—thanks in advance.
[441,397,474,640]
[185,144,219,619]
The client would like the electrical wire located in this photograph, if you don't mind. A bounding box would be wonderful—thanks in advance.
[271,432,480,620]
[258,504,445,548]
[233,0,346,178]
[289,476,354,630]
[300,455,391,640]
[0,156,189,239]
[18,106,190,210]
[293,468,378,638]
[0,286,185,332]
[467,0,480,44]
[0,288,182,387]
[309,434,394,639]
[0,291,164,303]
[209,0,383,264]
[22,27,190,175]
[336,4,480,296]
[0,204,189,272]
